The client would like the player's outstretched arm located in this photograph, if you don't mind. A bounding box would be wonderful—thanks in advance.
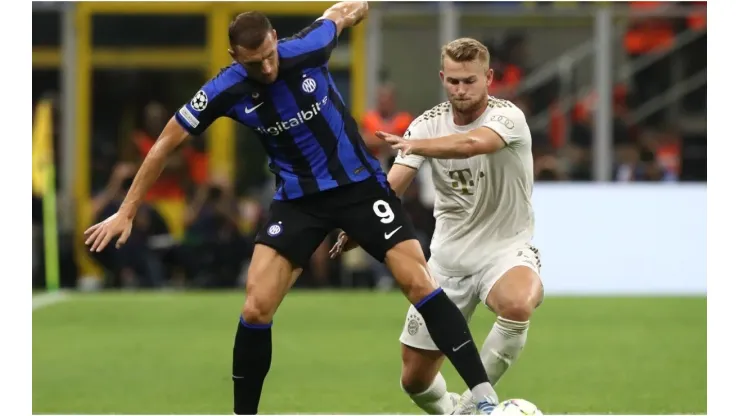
[84,118,189,252]
[377,127,506,160]
[378,106,528,159]
[321,1,369,35]
[119,118,190,216]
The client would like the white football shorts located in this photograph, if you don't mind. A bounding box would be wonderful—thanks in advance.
[399,244,541,351]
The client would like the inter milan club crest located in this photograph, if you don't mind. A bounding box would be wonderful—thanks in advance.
[302,77,317,94]
[267,222,283,237]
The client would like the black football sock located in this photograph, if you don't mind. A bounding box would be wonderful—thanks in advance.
[414,288,494,398]
[233,316,272,415]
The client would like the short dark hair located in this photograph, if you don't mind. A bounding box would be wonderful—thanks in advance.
[229,11,273,49]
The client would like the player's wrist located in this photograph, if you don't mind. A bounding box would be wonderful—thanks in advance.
[118,202,138,220]
[407,140,422,156]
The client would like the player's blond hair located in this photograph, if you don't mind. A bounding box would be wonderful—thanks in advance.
[441,38,490,68]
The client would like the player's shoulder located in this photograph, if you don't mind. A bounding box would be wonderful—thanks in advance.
[408,101,453,130]
[484,96,527,118]
[483,96,529,128]
[279,18,337,43]
[201,62,248,96]
[278,18,337,57]
[184,63,247,117]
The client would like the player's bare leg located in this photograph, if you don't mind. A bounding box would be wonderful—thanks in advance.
[458,265,544,408]
[233,244,302,415]
[481,265,543,384]
[385,240,498,412]
[399,345,457,414]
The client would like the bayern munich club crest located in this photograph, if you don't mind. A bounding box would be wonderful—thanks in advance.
[302,77,317,93]
[407,313,422,335]
[267,222,283,237]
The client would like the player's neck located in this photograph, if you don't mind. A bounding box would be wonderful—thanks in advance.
[452,101,487,126]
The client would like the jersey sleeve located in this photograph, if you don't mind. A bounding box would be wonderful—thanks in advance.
[480,105,530,147]
[174,69,241,136]
[394,115,430,170]
[278,19,338,67]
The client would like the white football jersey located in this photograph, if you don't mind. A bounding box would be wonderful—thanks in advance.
[395,97,535,276]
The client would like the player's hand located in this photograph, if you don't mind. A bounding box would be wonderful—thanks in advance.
[376,131,413,157]
[329,230,359,259]
[84,211,134,252]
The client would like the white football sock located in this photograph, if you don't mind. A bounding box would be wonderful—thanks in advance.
[461,317,530,403]
[405,373,456,415]
[481,316,530,386]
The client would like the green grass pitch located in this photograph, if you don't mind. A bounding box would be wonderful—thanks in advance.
[32,291,706,414]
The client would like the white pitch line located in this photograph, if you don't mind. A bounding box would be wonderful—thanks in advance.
[32,290,69,311]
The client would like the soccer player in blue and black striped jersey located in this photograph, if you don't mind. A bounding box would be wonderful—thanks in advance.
[84,2,499,414]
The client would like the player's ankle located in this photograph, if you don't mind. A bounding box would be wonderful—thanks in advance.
[470,382,497,403]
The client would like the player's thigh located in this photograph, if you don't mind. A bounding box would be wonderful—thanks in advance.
[335,180,418,262]
[254,199,331,270]
[245,201,330,323]
[242,244,303,324]
[334,181,433,302]
[480,245,544,321]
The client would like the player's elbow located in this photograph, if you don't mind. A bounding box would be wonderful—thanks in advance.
[464,134,506,157]
[354,1,369,16]
[459,136,482,158]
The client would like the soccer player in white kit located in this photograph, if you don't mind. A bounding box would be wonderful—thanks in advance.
[331,37,544,414]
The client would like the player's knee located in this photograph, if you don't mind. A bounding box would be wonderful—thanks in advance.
[385,241,436,304]
[401,279,438,306]
[489,267,543,321]
[496,297,535,322]
[400,369,432,395]
[241,297,275,325]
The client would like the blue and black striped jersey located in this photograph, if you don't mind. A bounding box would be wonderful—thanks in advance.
[175,18,386,200]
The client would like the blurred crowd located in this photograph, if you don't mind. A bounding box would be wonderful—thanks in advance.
[32,1,706,291]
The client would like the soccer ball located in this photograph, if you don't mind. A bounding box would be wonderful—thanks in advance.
[490,399,543,416]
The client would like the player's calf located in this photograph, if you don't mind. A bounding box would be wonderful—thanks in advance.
[385,240,497,407]
[400,344,459,415]
[481,264,543,387]
[233,244,302,415]
[400,344,445,394]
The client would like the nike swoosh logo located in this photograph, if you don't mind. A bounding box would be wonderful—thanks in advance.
[452,339,471,352]
[244,102,264,114]
[384,226,403,240]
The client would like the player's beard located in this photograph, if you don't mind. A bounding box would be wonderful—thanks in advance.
[450,92,488,116]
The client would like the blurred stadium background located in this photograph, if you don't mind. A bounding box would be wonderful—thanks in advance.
[32,1,707,414]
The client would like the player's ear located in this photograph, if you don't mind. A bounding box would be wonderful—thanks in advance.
[485,67,493,87]
[228,48,236,61]
[439,71,445,82]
